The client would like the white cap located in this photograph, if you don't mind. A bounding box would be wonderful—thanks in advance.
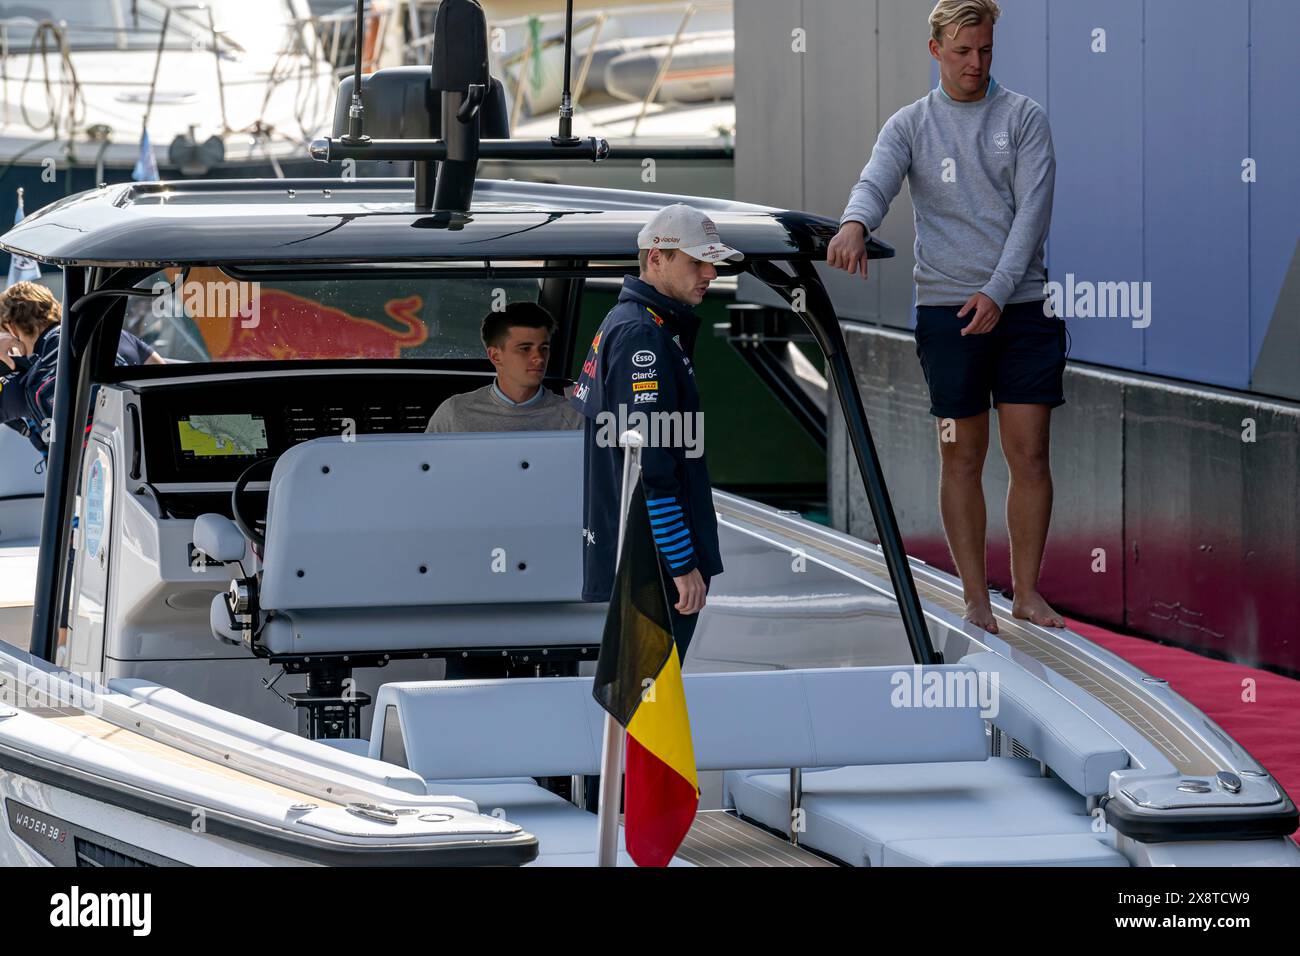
[636,203,744,263]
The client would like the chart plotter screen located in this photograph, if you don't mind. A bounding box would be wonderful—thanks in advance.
[176,414,270,459]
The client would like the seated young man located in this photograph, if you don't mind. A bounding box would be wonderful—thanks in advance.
[432,302,580,685]
[426,301,582,433]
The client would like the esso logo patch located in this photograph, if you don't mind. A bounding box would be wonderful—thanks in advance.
[633,350,656,367]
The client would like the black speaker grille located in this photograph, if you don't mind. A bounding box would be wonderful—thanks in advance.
[74,837,153,868]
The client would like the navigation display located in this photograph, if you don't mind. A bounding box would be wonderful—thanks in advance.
[177,414,269,459]
[142,377,449,483]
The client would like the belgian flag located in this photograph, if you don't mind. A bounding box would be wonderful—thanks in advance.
[592,481,700,866]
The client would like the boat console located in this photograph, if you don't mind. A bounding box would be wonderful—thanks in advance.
[63,368,593,735]
[205,426,600,737]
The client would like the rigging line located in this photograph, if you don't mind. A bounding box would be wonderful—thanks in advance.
[18,21,87,139]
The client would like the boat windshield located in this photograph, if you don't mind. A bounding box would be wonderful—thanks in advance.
[120,267,545,365]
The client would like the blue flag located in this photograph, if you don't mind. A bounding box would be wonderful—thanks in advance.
[132,128,159,181]
[6,193,41,288]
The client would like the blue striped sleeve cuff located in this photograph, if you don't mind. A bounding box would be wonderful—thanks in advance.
[646,495,696,571]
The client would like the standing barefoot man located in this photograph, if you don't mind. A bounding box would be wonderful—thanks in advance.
[827,0,1066,633]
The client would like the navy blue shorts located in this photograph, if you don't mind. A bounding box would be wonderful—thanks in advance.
[914,299,1067,419]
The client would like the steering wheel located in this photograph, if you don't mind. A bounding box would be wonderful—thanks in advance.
[232,456,279,552]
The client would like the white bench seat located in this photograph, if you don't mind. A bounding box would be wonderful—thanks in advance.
[367,665,1133,866]
[884,833,1128,867]
[369,665,994,866]
[961,651,1128,796]
[726,758,1128,867]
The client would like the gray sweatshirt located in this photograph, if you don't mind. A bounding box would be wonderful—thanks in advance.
[425,380,583,433]
[840,77,1055,310]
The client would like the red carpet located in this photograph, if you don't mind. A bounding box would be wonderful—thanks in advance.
[1066,617,1300,844]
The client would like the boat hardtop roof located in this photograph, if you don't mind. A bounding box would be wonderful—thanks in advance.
[0,177,873,269]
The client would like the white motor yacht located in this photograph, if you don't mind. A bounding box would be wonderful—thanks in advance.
[0,0,1295,868]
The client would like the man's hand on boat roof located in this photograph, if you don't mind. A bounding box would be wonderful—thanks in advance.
[674,568,707,616]
[826,221,870,279]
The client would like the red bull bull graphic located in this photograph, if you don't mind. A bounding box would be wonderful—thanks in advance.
[138,268,539,364]
[193,289,429,361]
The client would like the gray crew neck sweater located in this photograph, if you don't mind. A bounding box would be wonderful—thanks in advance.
[840,80,1055,310]
[425,382,584,433]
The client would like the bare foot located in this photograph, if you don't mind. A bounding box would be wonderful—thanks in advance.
[963,597,999,634]
[1012,591,1065,628]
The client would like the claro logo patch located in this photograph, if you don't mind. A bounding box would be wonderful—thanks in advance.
[633,350,656,367]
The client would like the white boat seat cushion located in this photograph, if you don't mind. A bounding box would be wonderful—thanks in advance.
[961,651,1129,796]
[256,431,588,655]
[884,833,1128,867]
[375,666,992,867]
[371,666,990,778]
[259,602,608,655]
[372,677,608,776]
[725,758,1122,867]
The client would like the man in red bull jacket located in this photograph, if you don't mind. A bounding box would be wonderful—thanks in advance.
[1,281,162,454]
[570,204,742,659]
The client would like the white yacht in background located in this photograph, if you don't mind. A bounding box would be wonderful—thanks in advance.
[0,0,337,217]
[478,1,735,197]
